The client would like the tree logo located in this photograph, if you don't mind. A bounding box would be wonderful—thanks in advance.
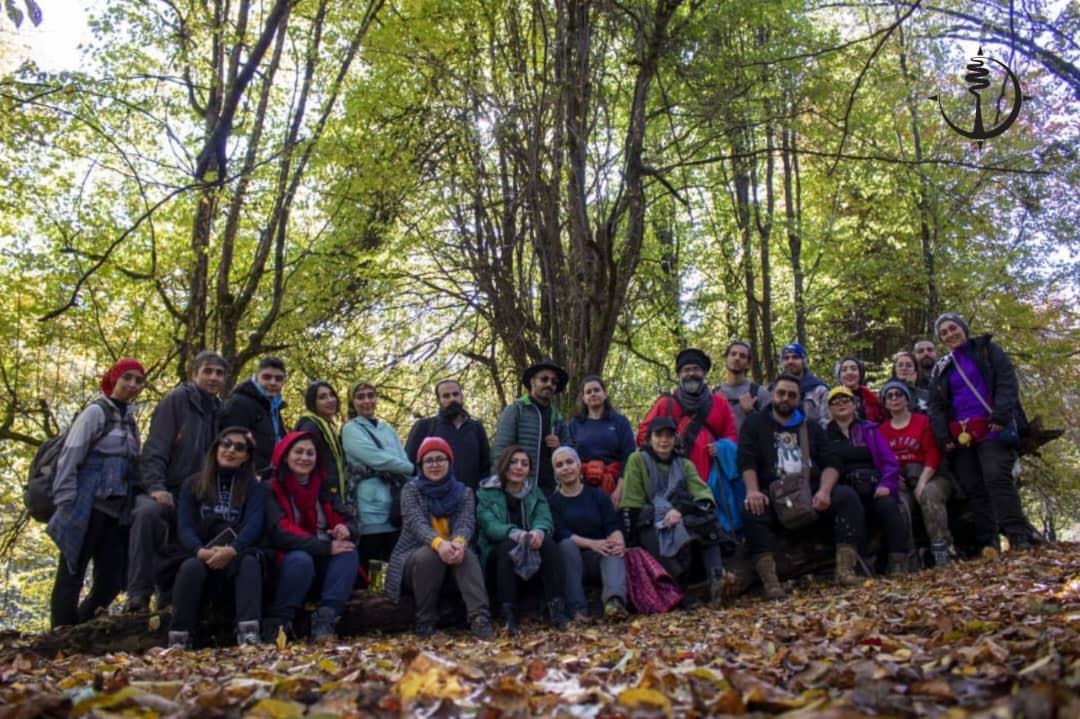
[930,47,1030,149]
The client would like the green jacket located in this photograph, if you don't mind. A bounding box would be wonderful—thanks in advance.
[619,449,713,509]
[476,476,554,567]
[491,395,567,487]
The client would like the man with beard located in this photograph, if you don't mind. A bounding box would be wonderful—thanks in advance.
[776,342,831,428]
[738,375,862,599]
[636,348,738,484]
[913,339,937,391]
[492,359,570,497]
[405,379,492,492]
[714,341,771,433]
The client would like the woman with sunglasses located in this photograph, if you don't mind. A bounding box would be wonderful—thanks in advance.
[385,437,495,639]
[48,358,146,628]
[341,381,414,567]
[263,431,360,642]
[878,380,953,568]
[294,382,348,502]
[167,426,267,649]
[825,387,908,576]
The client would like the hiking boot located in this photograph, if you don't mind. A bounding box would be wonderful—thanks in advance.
[470,614,495,641]
[167,630,191,650]
[603,596,628,621]
[754,553,786,600]
[678,592,701,611]
[123,595,150,614]
[886,553,908,577]
[708,569,737,606]
[500,603,520,636]
[930,541,952,568]
[1006,533,1034,551]
[415,621,436,638]
[835,545,861,587]
[980,545,1000,561]
[310,606,339,642]
[547,598,571,630]
[236,620,261,646]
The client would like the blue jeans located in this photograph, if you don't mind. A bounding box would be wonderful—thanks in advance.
[558,538,627,616]
[267,549,359,622]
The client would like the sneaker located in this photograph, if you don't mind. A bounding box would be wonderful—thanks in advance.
[603,597,628,620]
[470,614,495,641]
[236,620,261,646]
[167,630,191,650]
[415,621,437,638]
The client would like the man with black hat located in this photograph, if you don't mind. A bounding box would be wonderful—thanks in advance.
[491,358,570,497]
[636,348,738,484]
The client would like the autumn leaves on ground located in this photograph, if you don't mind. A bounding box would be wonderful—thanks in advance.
[2,544,1079,718]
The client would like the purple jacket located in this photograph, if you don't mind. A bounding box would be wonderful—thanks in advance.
[857,421,901,495]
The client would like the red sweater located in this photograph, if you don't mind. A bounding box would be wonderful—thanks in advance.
[879,413,940,470]
[636,393,737,483]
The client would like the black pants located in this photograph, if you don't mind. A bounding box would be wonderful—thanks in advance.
[50,509,128,628]
[951,440,1028,548]
[486,537,563,606]
[743,483,865,556]
[169,552,262,633]
[638,525,723,583]
[127,494,175,602]
[850,483,910,555]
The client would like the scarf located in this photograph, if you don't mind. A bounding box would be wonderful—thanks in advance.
[674,386,712,416]
[301,411,345,495]
[416,471,466,518]
[641,449,692,557]
[282,471,323,536]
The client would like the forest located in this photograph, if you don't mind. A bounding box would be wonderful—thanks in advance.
[0,0,1078,631]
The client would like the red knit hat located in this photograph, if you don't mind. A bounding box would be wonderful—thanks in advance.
[417,436,454,464]
[101,358,146,395]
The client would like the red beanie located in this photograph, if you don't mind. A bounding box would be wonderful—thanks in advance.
[417,436,454,464]
[101,358,146,396]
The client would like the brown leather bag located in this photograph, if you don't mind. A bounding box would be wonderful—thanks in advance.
[768,422,819,530]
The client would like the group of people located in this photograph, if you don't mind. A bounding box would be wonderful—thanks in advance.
[45,311,1039,645]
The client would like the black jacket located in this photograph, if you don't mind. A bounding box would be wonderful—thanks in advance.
[736,409,840,491]
[927,334,1020,449]
[139,383,220,495]
[220,378,286,475]
[404,413,492,491]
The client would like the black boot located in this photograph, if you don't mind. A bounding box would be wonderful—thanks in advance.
[546,598,570,629]
[500,603,519,636]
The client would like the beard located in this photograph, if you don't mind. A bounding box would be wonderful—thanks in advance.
[439,401,464,419]
[679,377,704,395]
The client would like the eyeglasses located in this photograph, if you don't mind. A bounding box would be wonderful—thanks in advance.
[354,391,376,400]
[220,438,250,453]
[829,397,853,406]
[534,374,557,385]
[422,456,449,466]
[774,389,799,399]
[884,391,906,400]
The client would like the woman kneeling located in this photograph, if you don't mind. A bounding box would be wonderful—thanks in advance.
[264,431,360,642]
[384,438,494,640]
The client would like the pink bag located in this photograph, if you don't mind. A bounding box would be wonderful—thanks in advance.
[624,547,684,614]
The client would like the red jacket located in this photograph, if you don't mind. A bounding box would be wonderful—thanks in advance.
[857,386,886,423]
[879,413,941,471]
[636,393,737,483]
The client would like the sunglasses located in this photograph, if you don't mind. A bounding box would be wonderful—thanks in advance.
[829,397,853,406]
[884,391,906,400]
[774,389,799,399]
[534,375,557,385]
[220,438,250,453]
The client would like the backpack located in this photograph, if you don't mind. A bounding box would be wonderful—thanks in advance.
[25,398,116,523]
[624,547,684,614]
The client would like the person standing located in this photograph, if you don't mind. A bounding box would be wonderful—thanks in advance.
[776,343,831,427]
[491,359,570,498]
[126,351,228,613]
[636,349,738,485]
[914,339,937,391]
[49,359,146,628]
[294,382,347,501]
[565,375,636,506]
[404,379,492,492]
[220,356,288,478]
[714,341,770,433]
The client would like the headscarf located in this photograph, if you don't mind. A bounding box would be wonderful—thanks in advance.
[416,436,465,517]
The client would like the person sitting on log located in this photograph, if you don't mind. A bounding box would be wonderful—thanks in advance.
[738,375,862,600]
[834,357,885,423]
[620,417,734,610]
[477,445,570,634]
[878,380,954,568]
[825,386,909,577]
[384,437,494,640]
[548,446,628,622]
[167,426,267,649]
[263,431,360,643]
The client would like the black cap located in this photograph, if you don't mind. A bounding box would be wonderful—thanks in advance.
[647,416,678,435]
[521,358,569,394]
[676,348,711,373]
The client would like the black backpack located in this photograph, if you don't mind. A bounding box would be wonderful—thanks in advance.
[24,398,117,522]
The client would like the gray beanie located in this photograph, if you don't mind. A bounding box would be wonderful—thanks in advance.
[879,380,913,406]
[934,313,970,339]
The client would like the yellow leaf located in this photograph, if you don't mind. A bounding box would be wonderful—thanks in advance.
[393,652,467,703]
[276,625,288,651]
[247,698,304,719]
[617,687,673,717]
[317,658,339,674]
[147,614,161,632]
